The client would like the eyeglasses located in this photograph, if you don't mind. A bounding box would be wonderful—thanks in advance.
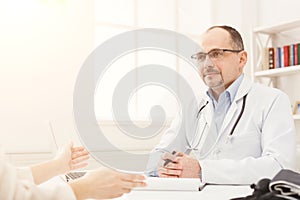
[191,48,244,63]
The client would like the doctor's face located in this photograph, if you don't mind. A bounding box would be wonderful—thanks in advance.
[197,28,247,90]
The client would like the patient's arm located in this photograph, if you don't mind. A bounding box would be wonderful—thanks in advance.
[31,142,89,184]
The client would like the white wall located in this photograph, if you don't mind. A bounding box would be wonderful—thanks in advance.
[93,0,212,120]
[257,0,300,26]
[0,0,94,156]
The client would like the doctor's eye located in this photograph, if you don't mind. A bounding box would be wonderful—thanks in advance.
[191,53,207,62]
[208,49,224,59]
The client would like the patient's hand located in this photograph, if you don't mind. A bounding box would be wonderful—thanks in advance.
[31,142,90,184]
[70,168,146,200]
[55,142,89,174]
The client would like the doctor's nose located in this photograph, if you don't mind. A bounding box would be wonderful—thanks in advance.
[200,56,215,70]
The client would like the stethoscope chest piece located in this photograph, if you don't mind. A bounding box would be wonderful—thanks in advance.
[225,135,234,144]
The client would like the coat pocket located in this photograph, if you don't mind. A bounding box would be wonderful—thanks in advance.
[219,131,261,159]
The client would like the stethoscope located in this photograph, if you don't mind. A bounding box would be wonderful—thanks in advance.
[186,94,248,154]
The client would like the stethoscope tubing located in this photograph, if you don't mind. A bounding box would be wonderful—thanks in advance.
[190,94,248,152]
[228,94,247,136]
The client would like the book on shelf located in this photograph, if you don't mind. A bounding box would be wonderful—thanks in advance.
[280,46,284,67]
[263,43,300,71]
[283,45,290,67]
[268,47,275,69]
[290,44,294,66]
[261,47,270,70]
[276,47,281,68]
[294,44,298,65]
[296,43,300,65]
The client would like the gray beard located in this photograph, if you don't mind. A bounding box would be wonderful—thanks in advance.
[204,75,224,89]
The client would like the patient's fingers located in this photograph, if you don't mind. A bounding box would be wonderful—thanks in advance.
[122,180,147,189]
[120,173,145,182]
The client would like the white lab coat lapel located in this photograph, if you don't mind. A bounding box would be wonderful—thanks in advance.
[195,97,217,158]
[218,76,252,137]
[219,101,238,135]
[203,96,213,129]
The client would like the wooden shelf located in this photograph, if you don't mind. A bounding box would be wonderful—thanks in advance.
[253,20,300,34]
[254,65,300,78]
[294,115,300,120]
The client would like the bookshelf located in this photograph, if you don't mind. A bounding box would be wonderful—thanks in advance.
[252,20,300,169]
[253,20,300,35]
[251,19,300,83]
[254,65,300,78]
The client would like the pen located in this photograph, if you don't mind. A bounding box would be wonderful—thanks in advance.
[163,149,192,167]
[163,150,177,167]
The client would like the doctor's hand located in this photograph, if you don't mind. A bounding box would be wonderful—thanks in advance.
[54,142,90,174]
[69,168,146,200]
[175,152,201,178]
[158,152,183,178]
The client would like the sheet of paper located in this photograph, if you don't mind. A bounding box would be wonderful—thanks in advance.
[134,177,203,191]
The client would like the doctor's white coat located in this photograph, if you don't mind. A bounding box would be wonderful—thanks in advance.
[147,76,296,184]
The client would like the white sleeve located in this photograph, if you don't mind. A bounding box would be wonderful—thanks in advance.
[16,167,35,182]
[0,150,76,200]
[146,110,186,176]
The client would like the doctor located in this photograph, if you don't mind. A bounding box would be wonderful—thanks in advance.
[146,25,296,184]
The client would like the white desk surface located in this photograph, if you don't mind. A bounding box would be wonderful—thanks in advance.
[45,176,252,200]
[114,185,252,200]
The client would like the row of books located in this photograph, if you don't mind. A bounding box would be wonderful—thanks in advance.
[262,43,300,70]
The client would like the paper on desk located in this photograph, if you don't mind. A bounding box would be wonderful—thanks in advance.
[134,177,203,191]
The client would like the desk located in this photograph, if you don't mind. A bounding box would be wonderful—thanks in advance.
[114,185,252,200]
[44,176,252,200]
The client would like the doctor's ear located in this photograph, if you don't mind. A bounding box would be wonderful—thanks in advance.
[239,51,247,65]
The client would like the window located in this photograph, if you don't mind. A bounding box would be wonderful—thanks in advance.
[94,0,211,121]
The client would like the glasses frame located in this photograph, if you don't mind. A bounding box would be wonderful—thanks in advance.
[191,48,244,62]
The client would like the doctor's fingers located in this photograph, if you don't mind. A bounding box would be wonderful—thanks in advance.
[173,153,191,163]
[158,168,179,177]
[159,173,179,178]
[158,167,182,176]
[164,162,183,170]
[173,151,187,158]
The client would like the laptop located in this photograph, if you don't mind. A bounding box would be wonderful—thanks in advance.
[65,171,86,182]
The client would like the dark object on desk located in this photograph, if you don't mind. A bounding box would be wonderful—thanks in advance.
[230,169,300,200]
[65,171,86,182]
[269,169,300,199]
[163,150,177,167]
[230,178,282,200]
